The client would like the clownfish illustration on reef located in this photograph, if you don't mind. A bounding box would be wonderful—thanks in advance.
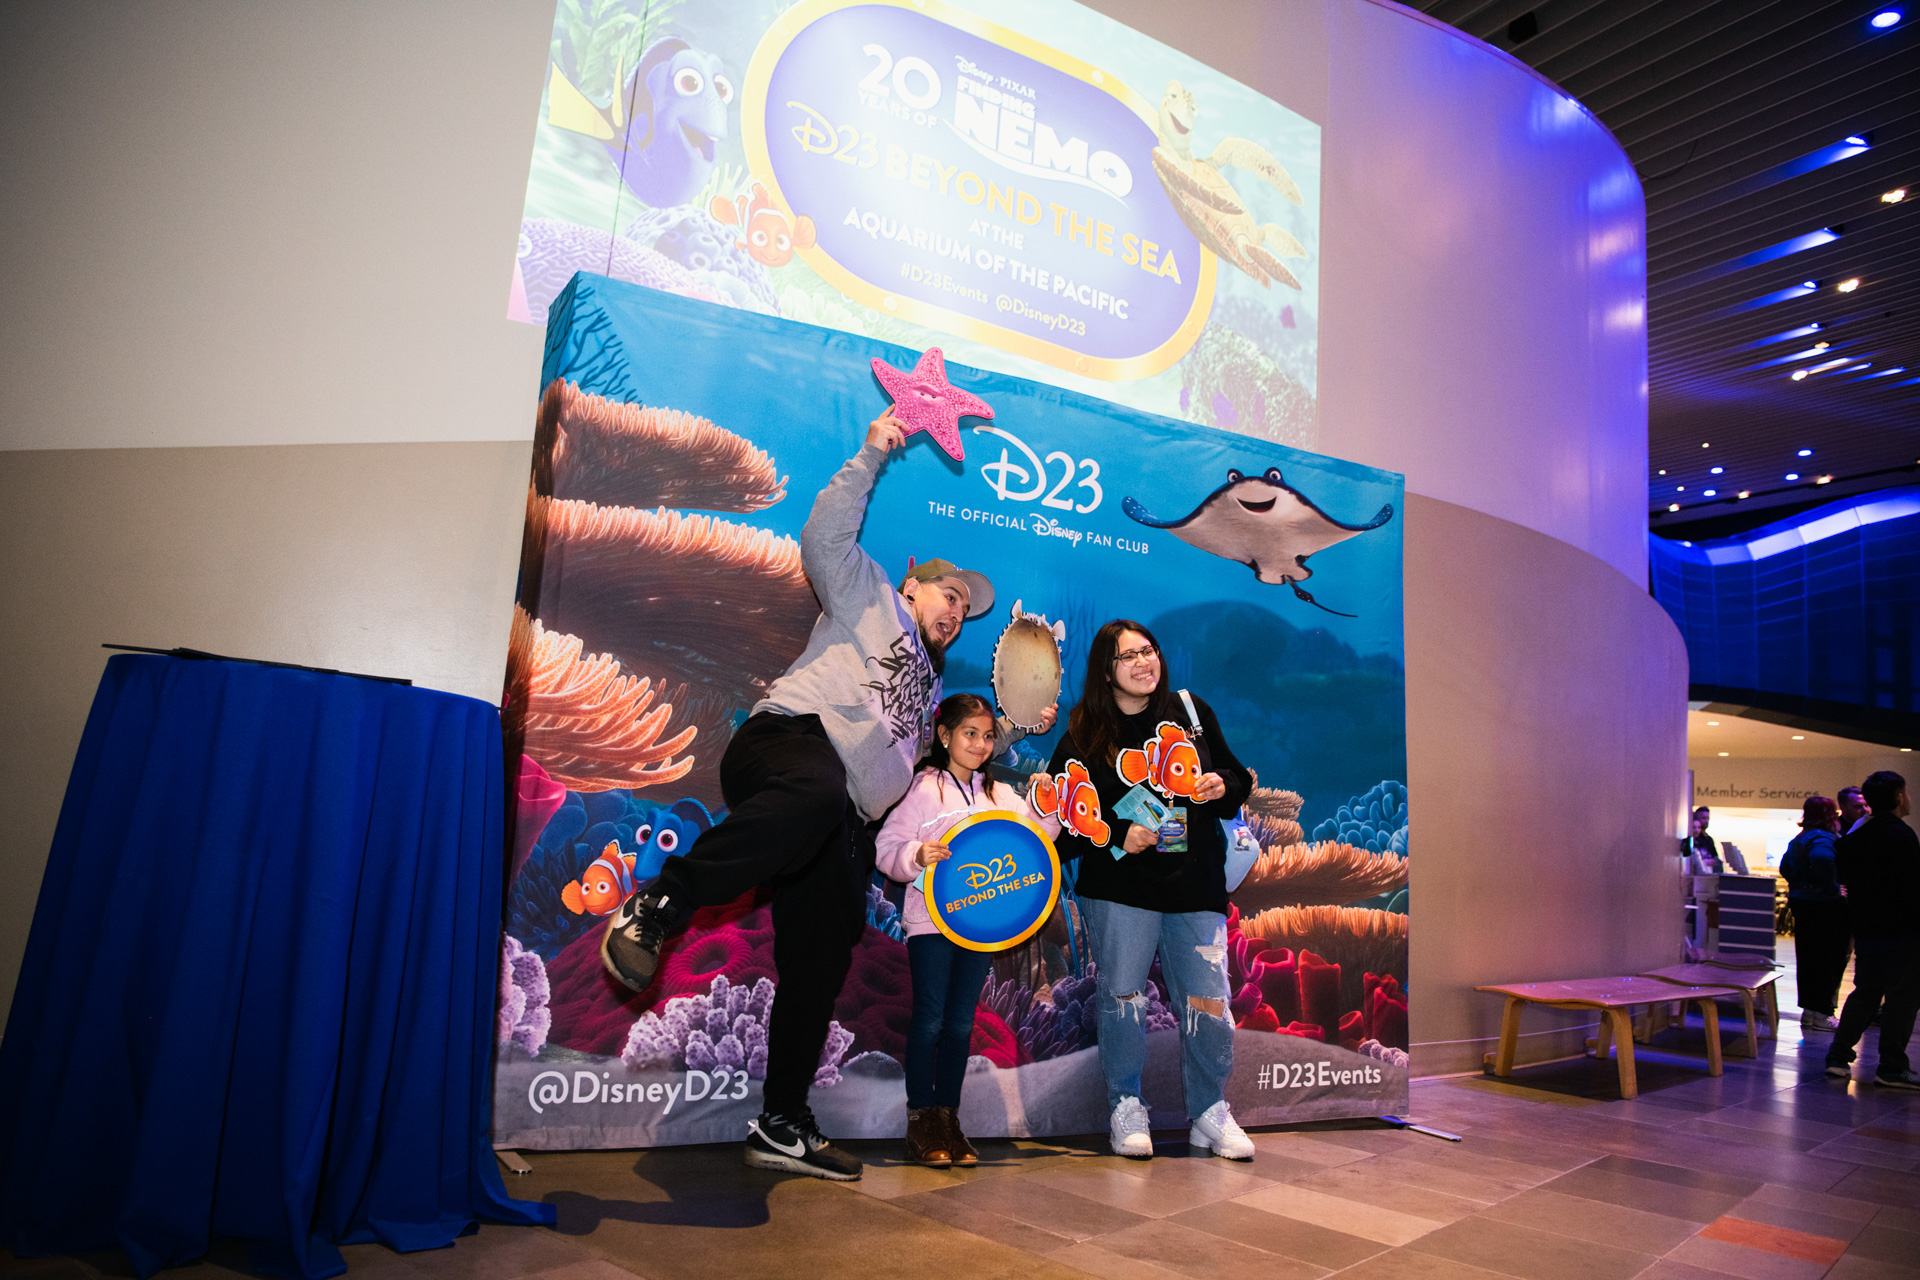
[562,840,640,917]
[1118,723,1202,800]
[1123,468,1394,616]
[1029,760,1110,846]
[711,183,815,269]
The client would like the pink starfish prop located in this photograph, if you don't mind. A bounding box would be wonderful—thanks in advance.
[870,348,992,461]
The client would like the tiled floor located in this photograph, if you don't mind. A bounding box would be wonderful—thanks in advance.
[6,998,1916,1280]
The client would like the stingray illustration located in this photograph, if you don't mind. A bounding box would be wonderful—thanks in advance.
[544,38,732,209]
[1123,468,1393,616]
[1151,80,1307,291]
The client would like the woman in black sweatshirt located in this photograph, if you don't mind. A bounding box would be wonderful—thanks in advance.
[1040,619,1254,1160]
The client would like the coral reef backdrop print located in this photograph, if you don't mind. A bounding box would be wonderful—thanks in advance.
[491,278,1406,1149]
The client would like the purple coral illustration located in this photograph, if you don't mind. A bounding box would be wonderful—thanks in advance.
[497,935,553,1056]
[620,973,855,1087]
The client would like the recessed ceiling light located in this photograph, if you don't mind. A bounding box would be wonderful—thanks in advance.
[1837,278,1861,292]
[1677,485,1686,491]
[1710,466,1724,474]
[1869,11,1902,29]
[1904,748,1913,753]
[1658,469,1667,475]
[1804,280,1819,289]
[1797,449,1813,456]
[1669,503,1680,511]
[1701,442,1710,448]
[1718,751,1729,757]
[1792,370,1809,380]
[1844,135,1870,147]
[1817,475,1834,484]
[1792,735,1805,740]
[1814,342,1830,350]
[1738,491,1751,498]
[1786,472,1801,480]
[1884,188,1909,203]
[1707,720,1720,725]
[1704,489,1718,496]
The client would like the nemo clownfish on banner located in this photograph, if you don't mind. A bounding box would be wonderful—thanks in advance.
[1029,760,1111,846]
[1117,722,1202,800]
[561,840,639,916]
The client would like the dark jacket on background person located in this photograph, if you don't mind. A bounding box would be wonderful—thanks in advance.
[1780,828,1842,902]
[1834,813,1920,939]
[1045,694,1252,915]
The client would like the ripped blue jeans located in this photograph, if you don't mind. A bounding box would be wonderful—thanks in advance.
[1079,896,1233,1117]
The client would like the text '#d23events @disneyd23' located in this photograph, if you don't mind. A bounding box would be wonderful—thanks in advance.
[514,0,1321,449]
[492,274,1409,1150]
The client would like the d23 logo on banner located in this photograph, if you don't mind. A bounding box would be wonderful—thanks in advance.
[744,0,1217,379]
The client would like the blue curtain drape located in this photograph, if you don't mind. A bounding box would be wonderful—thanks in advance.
[0,655,554,1279]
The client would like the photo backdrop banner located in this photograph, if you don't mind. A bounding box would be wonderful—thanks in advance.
[514,0,1322,448]
[493,274,1407,1149]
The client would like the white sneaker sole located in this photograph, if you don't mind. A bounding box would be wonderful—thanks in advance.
[1189,1127,1254,1160]
[743,1145,862,1181]
[1110,1136,1153,1159]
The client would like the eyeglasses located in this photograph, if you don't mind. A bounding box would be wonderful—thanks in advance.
[1111,644,1158,665]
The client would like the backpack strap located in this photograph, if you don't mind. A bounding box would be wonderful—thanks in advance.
[1176,689,1211,771]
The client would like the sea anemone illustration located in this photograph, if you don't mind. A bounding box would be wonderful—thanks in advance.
[633,207,781,314]
[1311,780,1409,857]
[504,607,701,793]
[1179,322,1315,449]
[1244,784,1304,824]
[1235,840,1408,911]
[521,494,817,702]
[533,379,788,513]
[1239,903,1408,1016]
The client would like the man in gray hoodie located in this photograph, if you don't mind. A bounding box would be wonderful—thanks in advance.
[600,409,993,1181]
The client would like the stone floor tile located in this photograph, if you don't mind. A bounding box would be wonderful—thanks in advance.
[1475,1186,1702,1253]
[1845,1223,1920,1268]
[1829,1163,1920,1207]
[1809,1134,1920,1171]
[1698,1214,1847,1264]
[1165,1200,1385,1269]
[1042,1242,1185,1280]
[1665,1234,1833,1280]
[1077,1217,1327,1280]
[1533,1166,1743,1224]
[1315,1248,1517,1279]
[1231,1183,1444,1246]
[1723,1196,1870,1243]
[1402,1215,1655,1280]
[1285,1163,1488,1224]
[1826,1257,1920,1280]
[1021,1161,1269,1218]
[1742,1180,1884,1224]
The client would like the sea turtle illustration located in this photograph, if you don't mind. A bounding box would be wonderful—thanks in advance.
[1123,468,1392,616]
[1151,81,1308,290]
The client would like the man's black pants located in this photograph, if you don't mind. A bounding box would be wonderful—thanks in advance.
[654,713,870,1116]
[1830,936,1920,1076]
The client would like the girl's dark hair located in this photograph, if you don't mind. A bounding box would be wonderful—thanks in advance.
[1800,795,1838,831]
[924,692,998,799]
[1068,619,1176,770]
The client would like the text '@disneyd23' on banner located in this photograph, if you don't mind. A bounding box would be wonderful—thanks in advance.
[515,0,1322,447]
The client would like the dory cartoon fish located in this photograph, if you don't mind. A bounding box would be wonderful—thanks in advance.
[711,182,816,268]
[1118,723,1202,800]
[1029,760,1111,846]
[1123,467,1393,615]
[562,840,639,917]
[631,798,715,882]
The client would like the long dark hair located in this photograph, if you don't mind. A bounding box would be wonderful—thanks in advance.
[1067,619,1177,771]
[923,692,1000,800]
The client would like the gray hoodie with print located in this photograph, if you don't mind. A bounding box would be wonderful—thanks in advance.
[753,443,941,821]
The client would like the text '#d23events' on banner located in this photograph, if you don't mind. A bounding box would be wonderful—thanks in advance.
[745,0,1212,379]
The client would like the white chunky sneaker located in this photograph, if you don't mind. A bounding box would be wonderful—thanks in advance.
[1189,1100,1254,1160]
[1109,1095,1153,1159]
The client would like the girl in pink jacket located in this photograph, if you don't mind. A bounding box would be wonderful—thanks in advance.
[875,692,1058,1168]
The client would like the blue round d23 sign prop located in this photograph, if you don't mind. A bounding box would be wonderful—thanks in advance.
[925,813,1062,952]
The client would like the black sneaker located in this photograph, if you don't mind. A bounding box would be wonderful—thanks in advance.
[1872,1069,1920,1091]
[600,889,684,992]
[744,1108,863,1181]
[1824,1060,1852,1080]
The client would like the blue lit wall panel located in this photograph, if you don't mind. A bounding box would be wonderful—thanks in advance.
[1651,490,1920,711]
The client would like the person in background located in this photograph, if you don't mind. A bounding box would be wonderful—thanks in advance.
[1838,786,1869,836]
[1046,620,1255,1160]
[875,693,1057,1169]
[1780,795,1849,1033]
[1684,806,1722,874]
[1825,771,1920,1089]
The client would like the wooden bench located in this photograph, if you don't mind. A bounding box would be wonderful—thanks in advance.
[1637,961,1781,1057]
[1476,976,1745,1099]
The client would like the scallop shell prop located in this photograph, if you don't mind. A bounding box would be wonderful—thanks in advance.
[991,600,1066,732]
